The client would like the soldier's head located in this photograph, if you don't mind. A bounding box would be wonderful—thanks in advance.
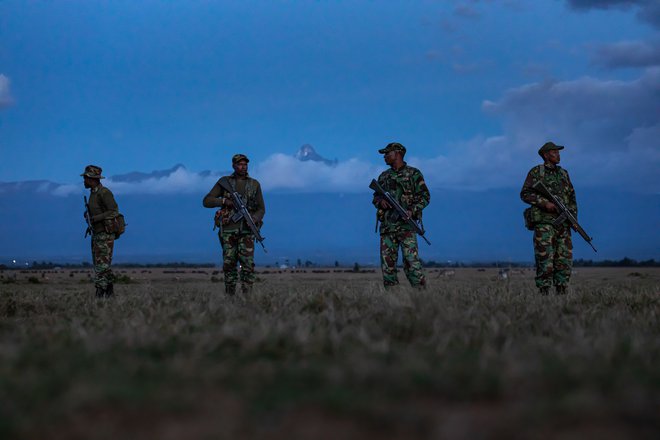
[80,165,104,189]
[378,142,406,167]
[538,141,563,165]
[232,154,249,177]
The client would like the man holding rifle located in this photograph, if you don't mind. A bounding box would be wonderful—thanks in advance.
[82,165,120,298]
[203,154,266,295]
[372,142,430,289]
[521,141,587,295]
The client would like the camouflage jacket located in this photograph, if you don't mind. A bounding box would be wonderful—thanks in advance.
[520,163,577,225]
[203,174,265,232]
[372,163,430,233]
[88,185,119,234]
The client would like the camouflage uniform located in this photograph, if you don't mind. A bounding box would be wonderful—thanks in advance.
[203,155,265,295]
[373,145,430,288]
[520,144,577,293]
[82,165,119,297]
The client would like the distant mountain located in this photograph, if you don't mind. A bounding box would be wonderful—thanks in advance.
[0,179,67,194]
[110,164,188,182]
[295,144,337,166]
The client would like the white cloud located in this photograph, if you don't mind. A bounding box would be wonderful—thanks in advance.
[0,74,12,108]
[252,154,383,193]
[107,166,220,195]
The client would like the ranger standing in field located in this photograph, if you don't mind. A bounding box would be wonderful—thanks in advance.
[82,165,121,298]
[203,154,266,295]
[520,142,578,295]
[372,142,430,289]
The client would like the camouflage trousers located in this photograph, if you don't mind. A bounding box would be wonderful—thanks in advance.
[219,229,255,289]
[380,230,426,288]
[533,223,572,289]
[92,232,115,289]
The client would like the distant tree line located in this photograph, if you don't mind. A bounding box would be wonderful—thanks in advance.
[0,258,657,271]
[422,260,531,268]
[573,258,658,267]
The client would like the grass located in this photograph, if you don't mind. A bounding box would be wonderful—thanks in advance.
[0,268,658,439]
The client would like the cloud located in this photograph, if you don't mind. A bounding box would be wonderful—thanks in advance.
[253,154,382,193]
[107,166,220,195]
[0,74,12,108]
[41,68,659,196]
[591,40,660,69]
[43,156,384,197]
[480,67,660,190]
[565,0,660,29]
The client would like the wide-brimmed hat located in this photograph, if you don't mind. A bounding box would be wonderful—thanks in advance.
[80,165,105,179]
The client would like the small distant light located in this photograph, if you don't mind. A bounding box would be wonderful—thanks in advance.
[12,260,16,264]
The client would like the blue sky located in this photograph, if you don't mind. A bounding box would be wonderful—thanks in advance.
[0,0,658,192]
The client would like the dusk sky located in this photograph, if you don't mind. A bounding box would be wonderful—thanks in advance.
[1,0,658,194]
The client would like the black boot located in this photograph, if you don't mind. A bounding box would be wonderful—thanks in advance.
[539,287,550,296]
[555,285,567,295]
[105,283,115,297]
[95,287,105,298]
[225,285,236,296]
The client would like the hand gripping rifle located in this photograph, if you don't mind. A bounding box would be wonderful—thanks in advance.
[532,181,597,252]
[217,178,267,253]
[369,179,431,245]
[83,196,94,238]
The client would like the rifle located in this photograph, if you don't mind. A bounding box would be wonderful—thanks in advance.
[83,196,93,238]
[369,179,431,245]
[217,178,267,253]
[532,181,597,252]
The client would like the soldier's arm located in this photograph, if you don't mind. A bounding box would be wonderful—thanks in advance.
[202,181,225,208]
[411,170,430,216]
[92,189,119,222]
[520,170,549,206]
[252,182,266,223]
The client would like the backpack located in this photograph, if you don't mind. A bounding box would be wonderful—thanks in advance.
[104,214,127,239]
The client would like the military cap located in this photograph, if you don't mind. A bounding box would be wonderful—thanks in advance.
[538,141,564,158]
[232,153,250,164]
[80,165,105,179]
[378,142,407,155]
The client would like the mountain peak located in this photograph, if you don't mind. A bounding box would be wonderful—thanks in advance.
[110,164,188,183]
[294,144,337,166]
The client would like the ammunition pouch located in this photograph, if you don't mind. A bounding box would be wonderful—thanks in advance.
[523,207,535,231]
[104,214,127,239]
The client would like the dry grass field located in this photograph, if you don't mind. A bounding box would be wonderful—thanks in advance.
[0,267,658,439]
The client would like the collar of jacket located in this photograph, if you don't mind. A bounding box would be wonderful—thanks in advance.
[390,162,408,173]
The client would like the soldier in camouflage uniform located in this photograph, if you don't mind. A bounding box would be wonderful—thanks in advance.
[82,165,119,298]
[372,142,430,288]
[203,154,266,295]
[520,142,578,295]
